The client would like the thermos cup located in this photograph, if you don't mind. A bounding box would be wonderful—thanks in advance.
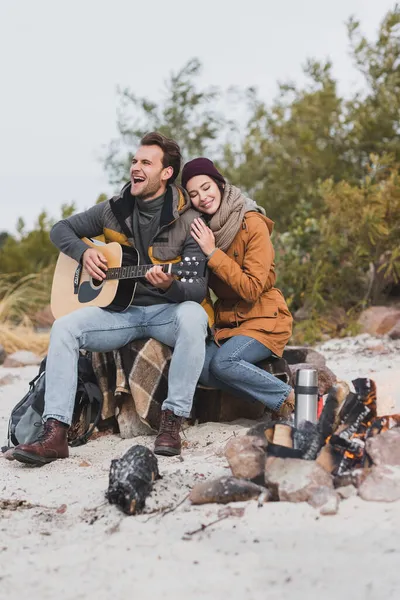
[294,368,318,426]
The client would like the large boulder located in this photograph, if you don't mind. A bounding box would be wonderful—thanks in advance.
[366,428,400,467]
[358,307,400,336]
[289,363,336,395]
[194,356,291,423]
[3,351,42,368]
[358,466,400,502]
[283,346,326,368]
[264,457,333,502]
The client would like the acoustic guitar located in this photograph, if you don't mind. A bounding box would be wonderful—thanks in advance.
[51,237,206,319]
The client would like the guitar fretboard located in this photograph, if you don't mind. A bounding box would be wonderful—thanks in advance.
[105,264,170,280]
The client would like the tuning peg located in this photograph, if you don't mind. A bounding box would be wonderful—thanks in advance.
[181,277,187,282]
[193,271,197,276]
[177,270,182,275]
[184,257,190,262]
[192,257,196,260]
[195,261,199,266]
[189,278,193,283]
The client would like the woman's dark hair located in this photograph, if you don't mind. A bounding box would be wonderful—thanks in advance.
[140,132,182,183]
[210,176,225,197]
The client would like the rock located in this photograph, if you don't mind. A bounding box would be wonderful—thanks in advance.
[308,486,339,515]
[0,344,6,365]
[293,305,312,322]
[224,435,266,482]
[289,363,337,395]
[366,428,400,467]
[388,321,400,340]
[358,466,400,502]
[257,356,292,386]
[3,351,42,368]
[336,485,357,500]
[358,307,400,336]
[189,476,270,505]
[117,394,154,438]
[364,342,389,355]
[308,485,338,507]
[264,457,333,502]
[283,346,326,368]
[32,304,55,329]
[2,448,16,461]
[0,373,20,386]
[320,496,340,515]
[326,307,347,330]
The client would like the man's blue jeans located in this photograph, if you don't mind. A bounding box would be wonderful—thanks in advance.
[199,335,292,412]
[43,302,208,425]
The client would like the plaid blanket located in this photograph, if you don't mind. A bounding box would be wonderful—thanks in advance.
[91,338,292,438]
[91,339,172,436]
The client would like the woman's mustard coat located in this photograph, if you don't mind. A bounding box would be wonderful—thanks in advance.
[207,212,293,357]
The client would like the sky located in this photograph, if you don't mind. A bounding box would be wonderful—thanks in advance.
[0,0,396,234]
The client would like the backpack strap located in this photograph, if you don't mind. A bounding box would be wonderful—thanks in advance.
[68,381,103,448]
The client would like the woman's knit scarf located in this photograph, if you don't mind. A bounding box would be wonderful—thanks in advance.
[207,183,264,252]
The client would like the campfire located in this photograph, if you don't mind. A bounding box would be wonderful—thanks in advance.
[247,378,400,481]
[189,378,400,512]
[105,377,400,515]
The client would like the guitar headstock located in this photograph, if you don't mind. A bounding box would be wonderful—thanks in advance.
[171,257,207,281]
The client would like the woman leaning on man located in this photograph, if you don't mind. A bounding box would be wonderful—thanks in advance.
[181,158,295,417]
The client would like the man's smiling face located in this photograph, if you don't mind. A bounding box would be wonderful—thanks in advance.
[130,144,170,200]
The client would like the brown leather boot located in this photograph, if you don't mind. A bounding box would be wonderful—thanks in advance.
[13,419,69,466]
[154,410,182,456]
[275,389,295,419]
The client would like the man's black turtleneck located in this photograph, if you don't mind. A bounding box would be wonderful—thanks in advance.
[131,192,168,306]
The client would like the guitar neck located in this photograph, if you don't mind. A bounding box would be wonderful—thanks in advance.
[105,263,171,281]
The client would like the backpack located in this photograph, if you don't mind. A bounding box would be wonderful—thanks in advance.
[4,352,103,450]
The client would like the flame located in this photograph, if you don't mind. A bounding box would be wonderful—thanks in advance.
[323,378,399,474]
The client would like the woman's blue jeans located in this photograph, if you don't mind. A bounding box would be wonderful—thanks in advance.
[199,335,291,412]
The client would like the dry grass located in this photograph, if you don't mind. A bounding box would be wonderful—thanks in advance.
[0,323,49,355]
[0,270,52,355]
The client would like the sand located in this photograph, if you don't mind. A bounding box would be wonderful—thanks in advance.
[1,334,399,600]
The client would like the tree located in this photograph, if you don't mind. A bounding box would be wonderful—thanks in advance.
[0,232,9,249]
[103,58,233,185]
[346,6,400,174]
[0,204,75,278]
[221,6,400,231]
[222,60,347,229]
[275,155,400,314]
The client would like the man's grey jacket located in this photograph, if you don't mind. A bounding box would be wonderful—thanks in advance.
[50,182,209,306]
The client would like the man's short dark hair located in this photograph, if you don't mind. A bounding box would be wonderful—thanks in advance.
[140,132,182,184]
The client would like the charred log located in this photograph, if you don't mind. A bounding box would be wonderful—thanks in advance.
[189,476,270,505]
[106,445,160,515]
[293,421,322,460]
[318,381,349,441]
[352,378,377,419]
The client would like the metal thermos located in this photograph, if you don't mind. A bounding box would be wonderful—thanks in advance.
[294,368,318,426]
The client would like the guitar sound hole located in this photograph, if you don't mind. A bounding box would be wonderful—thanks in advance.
[91,277,104,289]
